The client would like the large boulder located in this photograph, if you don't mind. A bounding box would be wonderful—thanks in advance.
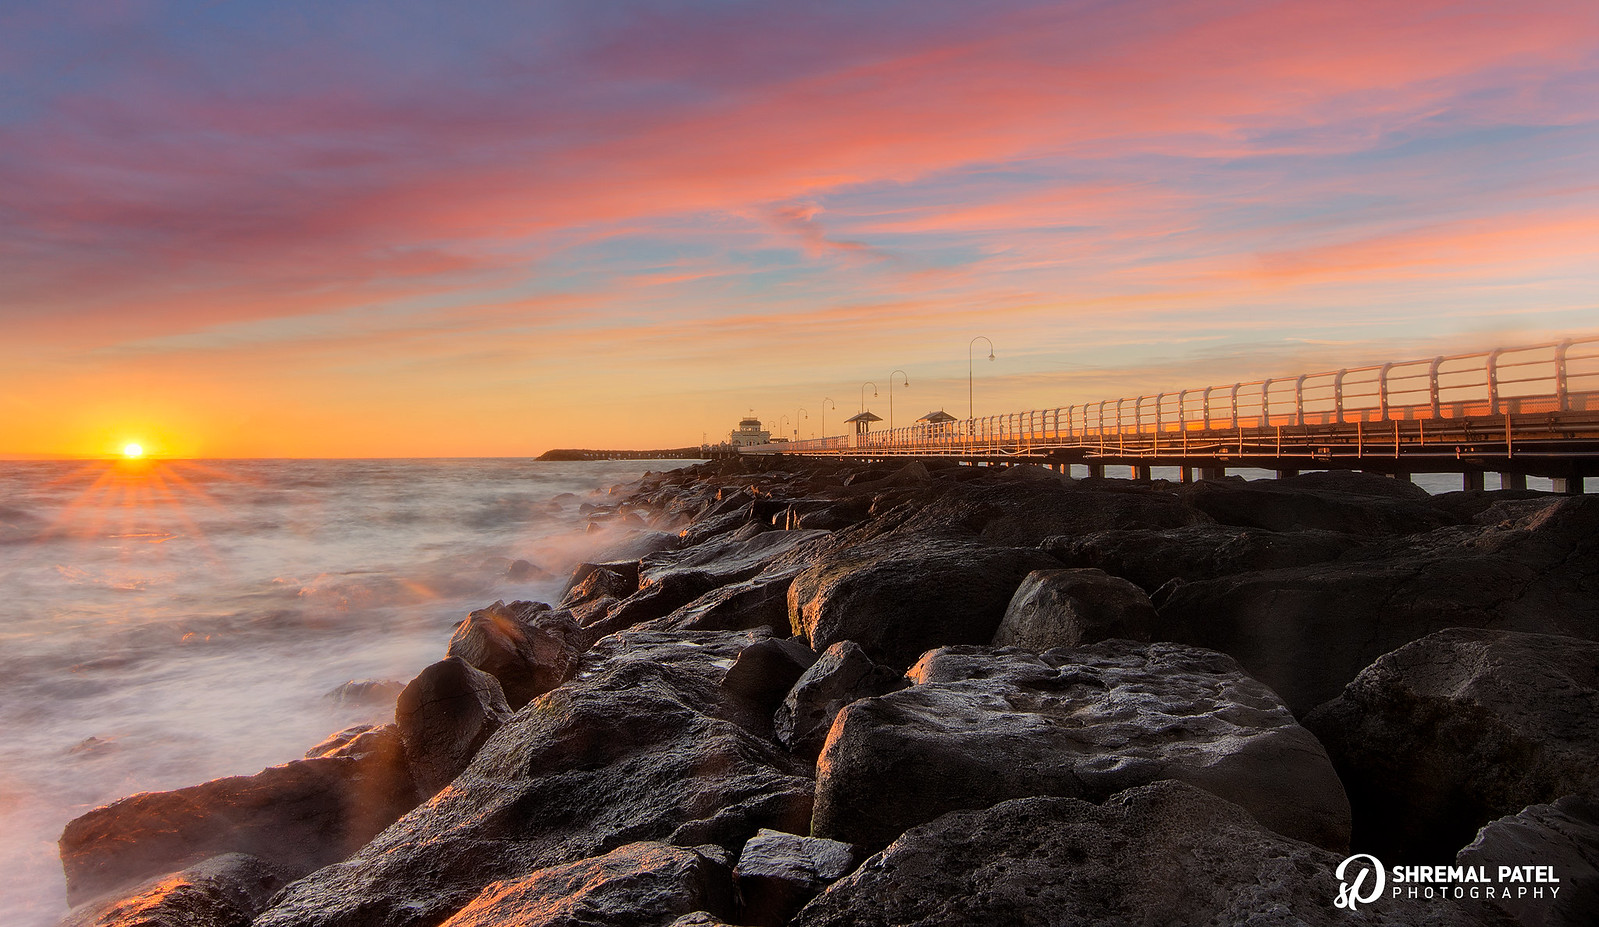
[1304,628,1599,860]
[991,568,1155,649]
[793,782,1503,927]
[640,529,830,589]
[437,842,735,927]
[1178,472,1457,535]
[445,602,581,709]
[1157,496,1599,713]
[59,725,418,906]
[59,852,289,927]
[813,642,1350,851]
[788,535,1059,667]
[733,829,856,927]
[893,479,1207,546]
[395,657,513,796]
[1044,524,1360,591]
[774,642,906,762]
[252,633,815,927]
[1456,796,1599,927]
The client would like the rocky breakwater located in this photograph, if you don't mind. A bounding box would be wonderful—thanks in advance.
[57,458,1599,926]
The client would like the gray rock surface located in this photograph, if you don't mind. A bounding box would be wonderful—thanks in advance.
[641,529,830,589]
[252,633,814,927]
[1457,796,1599,927]
[733,829,856,926]
[59,725,418,906]
[1044,524,1359,591]
[793,782,1504,927]
[437,841,735,927]
[1179,472,1456,535]
[59,852,289,927]
[991,567,1155,649]
[1305,628,1599,860]
[774,642,906,762]
[814,642,1350,850]
[788,535,1059,667]
[445,601,581,709]
[395,657,513,795]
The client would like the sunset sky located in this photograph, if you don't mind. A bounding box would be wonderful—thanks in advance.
[3,0,1597,457]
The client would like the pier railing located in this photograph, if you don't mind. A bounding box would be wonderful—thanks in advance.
[764,335,1599,472]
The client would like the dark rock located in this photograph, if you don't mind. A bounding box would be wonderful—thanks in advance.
[323,679,406,708]
[395,657,513,795]
[59,852,290,927]
[814,642,1350,851]
[679,511,758,547]
[436,842,735,927]
[641,530,830,589]
[893,478,1206,547]
[1456,795,1599,927]
[646,571,796,634]
[774,642,907,762]
[717,638,818,734]
[59,726,418,906]
[991,568,1155,649]
[1157,496,1599,713]
[445,601,581,709]
[733,829,856,927]
[667,915,740,927]
[1304,628,1599,860]
[1179,474,1456,535]
[793,782,1502,927]
[583,571,730,642]
[1044,524,1360,590]
[788,534,1059,667]
[505,559,540,580]
[561,566,636,609]
[253,634,814,927]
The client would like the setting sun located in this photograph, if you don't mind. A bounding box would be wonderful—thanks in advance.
[122,443,144,458]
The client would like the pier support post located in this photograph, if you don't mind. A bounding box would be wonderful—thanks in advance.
[1552,476,1586,495]
[1199,466,1226,480]
[1133,465,1152,481]
[1276,468,1299,479]
[1463,471,1485,492]
[1500,472,1527,491]
[1087,463,1105,479]
[1180,466,1195,483]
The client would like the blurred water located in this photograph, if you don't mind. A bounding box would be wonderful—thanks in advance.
[0,458,684,926]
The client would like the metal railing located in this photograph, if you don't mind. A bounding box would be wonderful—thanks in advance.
[767,335,1599,458]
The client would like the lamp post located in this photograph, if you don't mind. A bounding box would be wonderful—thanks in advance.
[888,370,909,431]
[860,381,878,414]
[821,397,836,440]
[795,408,808,440]
[777,415,789,445]
[969,336,995,421]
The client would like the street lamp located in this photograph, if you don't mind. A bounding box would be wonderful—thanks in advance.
[795,407,808,440]
[969,336,995,420]
[889,369,909,431]
[821,397,836,439]
[860,381,878,414]
[777,415,789,444]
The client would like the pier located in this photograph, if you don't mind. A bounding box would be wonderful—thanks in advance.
[747,336,1599,492]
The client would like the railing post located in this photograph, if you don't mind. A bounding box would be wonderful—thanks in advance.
[1334,369,1347,424]
[1177,389,1187,429]
[1202,386,1213,430]
[1261,379,1272,426]
[1098,399,1108,436]
[1379,363,1392,420]
[1295,374,1306,426]
[1429,356,1442,418]
[1155,393,1164,433]
[1556,339,1572,411]
[1229,383,1240,429]
[1487,349,1504,415]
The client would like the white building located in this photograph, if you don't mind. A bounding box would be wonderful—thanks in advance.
[729,416,771,447]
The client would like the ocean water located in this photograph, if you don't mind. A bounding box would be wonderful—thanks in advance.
[0,458,685,926]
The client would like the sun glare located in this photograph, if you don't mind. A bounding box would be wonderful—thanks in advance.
[123,443,144,458]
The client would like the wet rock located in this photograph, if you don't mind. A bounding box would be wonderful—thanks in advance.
[437,842,735,927]
[647,570,797,634]
[1157,497,1599,713]
[1044,524,1360,591]
[788,535,1059,667]
[561,566,637,609]
[1456,795,1599,927]
[775,642,907,762]
[445,601,581,709]
[991,568,1155,649]
[641,529,830,589]
[59,726,418,906]
[1304,628,1599,861]
[59,852,290,927]
[667,915,740,927]
[733,829,856,927]
[323,679,406,708]
[814,642,1350,851]
[395,657,512,796]
[793,782,1500,927]
[253,634,814,927]
[717,638,818,735]
[894,479,1207,546]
